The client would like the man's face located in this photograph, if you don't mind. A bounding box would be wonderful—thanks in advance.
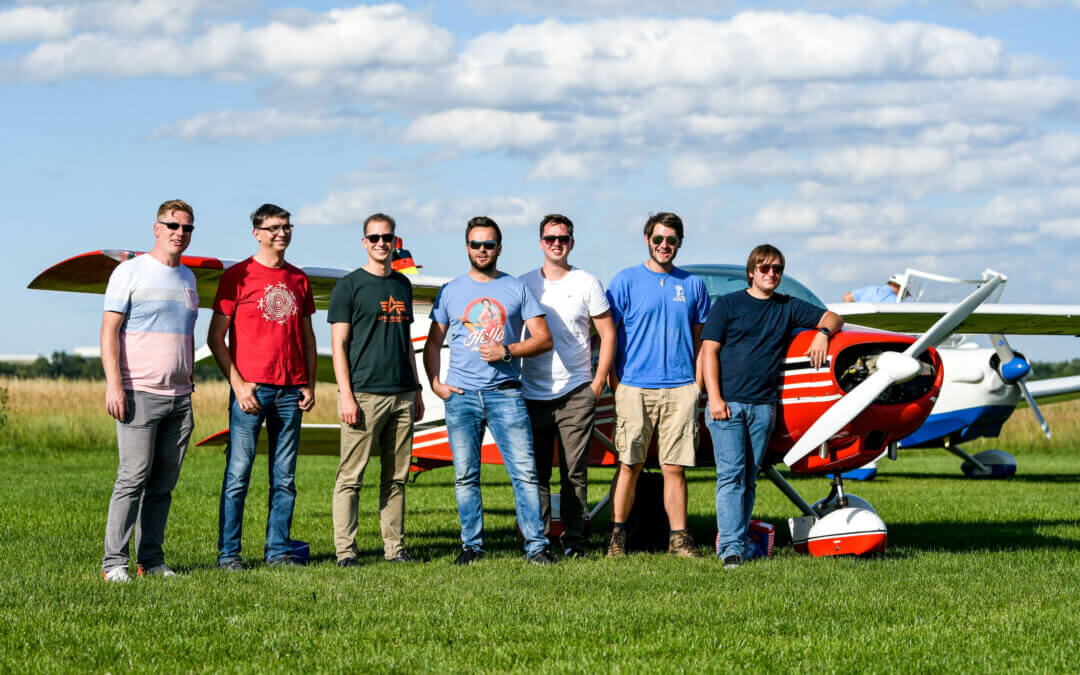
[467,226,501,272]
[646,224,680,267]
[750,255,784,294]
[363,219,394,264]
[540,222,573,265]
[153,209,193,257]
[254,215,292,253]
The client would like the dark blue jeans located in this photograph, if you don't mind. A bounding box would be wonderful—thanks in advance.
[218,385,303,562]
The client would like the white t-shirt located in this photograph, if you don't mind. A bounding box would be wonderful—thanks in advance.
[519,267,610,400]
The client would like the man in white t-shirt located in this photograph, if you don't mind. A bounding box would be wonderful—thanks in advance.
[520,214,616,557]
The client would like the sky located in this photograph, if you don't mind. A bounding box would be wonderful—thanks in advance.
[3,0,1080,361]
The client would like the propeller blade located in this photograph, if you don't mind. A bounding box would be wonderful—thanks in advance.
[904,272,1004,357]
[1017,380,1052,439]
[784,351,921,467]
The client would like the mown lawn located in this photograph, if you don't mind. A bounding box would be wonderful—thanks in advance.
[1,384,1079,672]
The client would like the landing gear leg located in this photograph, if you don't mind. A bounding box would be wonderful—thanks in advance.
[762,464,820,517]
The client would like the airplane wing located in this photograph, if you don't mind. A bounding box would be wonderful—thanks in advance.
[27,249,449,310]
[1020,375,1080,407]
[827,302,1080,336]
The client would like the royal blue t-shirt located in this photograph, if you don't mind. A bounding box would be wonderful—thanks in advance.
[607,264,710,388]
[430,273,545,391]
[702,290,825,404]
[851,284,897,303]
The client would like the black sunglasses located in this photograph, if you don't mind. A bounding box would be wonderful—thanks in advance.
[159,221,195,234]
[365,233,396,244]
[651,235,678,246]
[541,235,572,245]
[255,224,293,234]
[757,263,784,275]
[468,240,498,250]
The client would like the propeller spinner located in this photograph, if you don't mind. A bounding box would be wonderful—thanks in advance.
[989,333,1051,439]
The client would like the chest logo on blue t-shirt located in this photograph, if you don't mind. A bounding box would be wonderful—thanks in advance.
[673,285,686,303]
[462,297,507,350]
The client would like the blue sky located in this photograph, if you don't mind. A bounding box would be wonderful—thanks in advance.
[4,0,1080,360]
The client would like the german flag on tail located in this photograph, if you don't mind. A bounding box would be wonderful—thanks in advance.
[391,237,420,275]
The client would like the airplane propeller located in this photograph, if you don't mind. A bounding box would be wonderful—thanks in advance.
[783,272,1006,468]
[989,333,1051,439]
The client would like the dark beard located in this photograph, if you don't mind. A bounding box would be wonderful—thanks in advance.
[471,256,497,273]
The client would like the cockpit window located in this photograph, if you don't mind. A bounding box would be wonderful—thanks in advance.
[681,264,827,310]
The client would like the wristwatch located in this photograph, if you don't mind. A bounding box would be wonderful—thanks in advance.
[501,344,513,362]
[818,326,832,337]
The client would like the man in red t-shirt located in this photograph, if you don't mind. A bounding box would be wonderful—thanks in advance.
[208,203,317,569]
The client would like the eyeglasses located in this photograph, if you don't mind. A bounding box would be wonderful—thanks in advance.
[255,224,293,234]
[468,240,498,251]
[651,235,679,246]
[159,221,195,234]
[757,263,784,275]
[365,234,396,244]
[541,235,572,245]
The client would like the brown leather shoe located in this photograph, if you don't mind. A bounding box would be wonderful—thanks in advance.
[668,531,700,558]
[606,529,627,558]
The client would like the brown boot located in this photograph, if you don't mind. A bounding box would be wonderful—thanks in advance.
[668,531,700,558]
[606,528,627,558]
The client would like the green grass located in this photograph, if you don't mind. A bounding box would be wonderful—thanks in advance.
[2,426,1080,671]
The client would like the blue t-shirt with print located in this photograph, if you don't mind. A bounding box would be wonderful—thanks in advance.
[851,284,897,303]
[607,264,710,388]
[702,290,825,404]
[430,273,546,391]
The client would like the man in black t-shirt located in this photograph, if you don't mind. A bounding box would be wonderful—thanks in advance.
[701,244,843,569]
[327,213,424,566]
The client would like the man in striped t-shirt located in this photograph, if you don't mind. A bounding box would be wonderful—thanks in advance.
[100,199,199,583]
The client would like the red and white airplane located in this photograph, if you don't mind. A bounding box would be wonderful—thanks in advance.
[29,247,1078,558]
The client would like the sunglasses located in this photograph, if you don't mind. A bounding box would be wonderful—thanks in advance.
[757,263,784,275]
[255,224,293,234]
[468,240,498,251]
[159,221,195,234]
[541,235,572,245]
[365,233,396,244]
[651,235,679,246]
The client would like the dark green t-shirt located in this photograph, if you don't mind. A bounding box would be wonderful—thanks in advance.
[327,268,418,394]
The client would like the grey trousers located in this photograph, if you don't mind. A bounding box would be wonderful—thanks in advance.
[526,383,598,548]
[102,390,193,571]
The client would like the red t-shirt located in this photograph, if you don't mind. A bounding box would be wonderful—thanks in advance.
[212,257,316,386]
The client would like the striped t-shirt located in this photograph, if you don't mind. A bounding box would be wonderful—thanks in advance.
[103,254,199,396]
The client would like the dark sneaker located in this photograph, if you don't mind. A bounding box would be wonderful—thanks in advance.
[668,531,701,559]
[218,559,244,572]
[268,555,304,568]
[527,549,557,565]
[606,529,627,558]
[337,557,359,568]
[453,548,484,566]
[386,549,417,563]
[723,555,744,569]
[563,546,586,559]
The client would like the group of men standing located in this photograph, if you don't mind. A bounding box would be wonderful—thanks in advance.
[99,199,841,581]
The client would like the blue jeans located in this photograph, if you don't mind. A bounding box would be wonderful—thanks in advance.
[443,388,547,557]
[707,402,776,559]
[218,385,303,562]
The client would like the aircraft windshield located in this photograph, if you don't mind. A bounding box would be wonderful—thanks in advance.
[681,264,827,310]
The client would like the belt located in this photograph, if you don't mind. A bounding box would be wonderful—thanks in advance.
[494,380,522,390]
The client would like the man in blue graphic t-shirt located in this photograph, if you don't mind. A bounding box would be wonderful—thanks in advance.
[605,212,710,559]
[424,216,556,566]
[701,244,843,569]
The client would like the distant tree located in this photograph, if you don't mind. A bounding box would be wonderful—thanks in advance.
[1030,358,1080,380]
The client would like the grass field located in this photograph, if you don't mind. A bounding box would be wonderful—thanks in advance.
[2,378,1079,672]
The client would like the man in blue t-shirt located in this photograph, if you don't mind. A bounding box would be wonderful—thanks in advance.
[701,244,843,569]
[424,216,556,565]
[843,273,905,303]
[605,212,711,559]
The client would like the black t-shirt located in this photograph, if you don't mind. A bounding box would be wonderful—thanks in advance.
[701,290,824,404]
[327,268,418,394]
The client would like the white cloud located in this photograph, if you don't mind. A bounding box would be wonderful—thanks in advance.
[151,109,371,142]
[1038,218,1080,237]
[0,6,72,43]
[751,201,821,233]
[405,109,557,150]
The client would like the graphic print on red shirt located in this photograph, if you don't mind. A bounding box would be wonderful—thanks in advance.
[212,257,315,386]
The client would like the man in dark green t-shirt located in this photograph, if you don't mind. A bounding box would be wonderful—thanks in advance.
[327,213,424,566]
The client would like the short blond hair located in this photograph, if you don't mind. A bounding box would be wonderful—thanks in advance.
[157,199,193,222]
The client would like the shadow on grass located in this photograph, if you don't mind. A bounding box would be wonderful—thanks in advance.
[888,518,1080,552]
[875,473,1080,484]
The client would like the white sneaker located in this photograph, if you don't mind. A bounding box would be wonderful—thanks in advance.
[103,567,131,583]
[138,564,178,578]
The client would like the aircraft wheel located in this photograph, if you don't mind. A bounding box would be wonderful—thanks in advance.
[961,449,1017,479]
[804,507,887,557]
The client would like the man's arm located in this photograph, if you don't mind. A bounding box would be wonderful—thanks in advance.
[101,311,127,421]
[701,339,730,421]
[478,315,553,362]
[805,310,845,369]
[408,323,425,422]
[424,321,462,400]
[843,291,855,302]
[207,311,260,414]
[298,316,317,411]
[590,311,616,398]
[692,323,704,391]
[330,322,357,424]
